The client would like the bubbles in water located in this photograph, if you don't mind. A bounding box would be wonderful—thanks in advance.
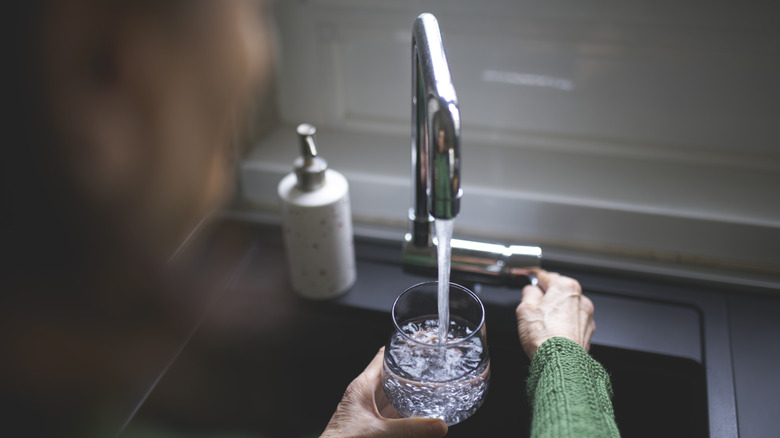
[383,317,490,426]
[388,318,484,382]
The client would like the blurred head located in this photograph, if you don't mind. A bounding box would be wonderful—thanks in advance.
[8,0,273,273]
[3,0,274,434]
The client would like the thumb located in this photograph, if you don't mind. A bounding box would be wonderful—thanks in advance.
[380,417,448,438]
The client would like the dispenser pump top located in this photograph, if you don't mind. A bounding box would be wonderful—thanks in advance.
[294,123,327,191]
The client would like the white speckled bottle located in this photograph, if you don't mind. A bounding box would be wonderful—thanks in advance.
[278,124,356,299]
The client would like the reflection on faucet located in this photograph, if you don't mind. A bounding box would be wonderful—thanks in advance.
[431,113,458,219]
[410,13,461,247]
[402,13,541,286]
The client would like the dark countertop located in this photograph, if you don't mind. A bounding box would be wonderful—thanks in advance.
[121,219,780,438]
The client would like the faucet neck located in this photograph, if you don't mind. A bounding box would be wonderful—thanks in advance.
[403,14,542,284]
[411,13,461,247]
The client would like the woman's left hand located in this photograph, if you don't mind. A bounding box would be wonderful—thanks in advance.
[321,348,448,438]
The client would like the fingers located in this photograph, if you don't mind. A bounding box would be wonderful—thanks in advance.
[516,269,596,356]
[362,347,385,381]
[545,276,582,300]
[579,295,594,324]
[531,268,555,291]
[324,347,448,438]
[520,270,583,304]
[579,295,595,352]
[368,348,448,437]
[520,284,544,306]
[531,269,581,294]
[584,319,596,352]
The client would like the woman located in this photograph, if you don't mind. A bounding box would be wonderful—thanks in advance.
[3,1,616,437]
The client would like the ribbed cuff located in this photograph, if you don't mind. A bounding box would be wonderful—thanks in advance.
[526,337,619,438]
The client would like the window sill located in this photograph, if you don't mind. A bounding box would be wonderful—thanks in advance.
[237,123,780,291]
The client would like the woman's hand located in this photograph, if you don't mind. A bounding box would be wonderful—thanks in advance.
[516,270,596,359]
[321,348,448,438]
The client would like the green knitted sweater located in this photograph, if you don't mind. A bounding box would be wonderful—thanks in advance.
[527,337,620,438]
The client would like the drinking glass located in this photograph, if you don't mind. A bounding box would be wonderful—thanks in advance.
[381,281,490,426]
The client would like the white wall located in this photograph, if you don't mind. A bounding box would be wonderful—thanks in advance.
[240,0,780,281]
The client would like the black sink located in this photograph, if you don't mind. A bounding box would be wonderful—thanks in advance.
[125,300,708,438]
[121,221,717,438]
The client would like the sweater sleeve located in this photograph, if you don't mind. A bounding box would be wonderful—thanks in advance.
[526,337,620,438]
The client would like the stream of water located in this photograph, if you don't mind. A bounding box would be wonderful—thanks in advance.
[434,218,454,343]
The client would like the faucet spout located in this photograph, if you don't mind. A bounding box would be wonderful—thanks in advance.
[410,13,462,246]
[403,13,542,286]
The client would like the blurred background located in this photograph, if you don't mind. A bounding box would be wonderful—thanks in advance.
[238,0,780,285]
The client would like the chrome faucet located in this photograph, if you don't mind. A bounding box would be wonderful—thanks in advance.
[409,13,461,243]
[402,13,542,285]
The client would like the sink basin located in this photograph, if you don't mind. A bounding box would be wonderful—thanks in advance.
[121,221,715,437]
[125,304,708,437]
[590,345,708,437]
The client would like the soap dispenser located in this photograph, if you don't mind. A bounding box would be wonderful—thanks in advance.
[278,123,356,299]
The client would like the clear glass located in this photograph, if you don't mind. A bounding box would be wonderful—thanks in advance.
[382,281,490,426]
